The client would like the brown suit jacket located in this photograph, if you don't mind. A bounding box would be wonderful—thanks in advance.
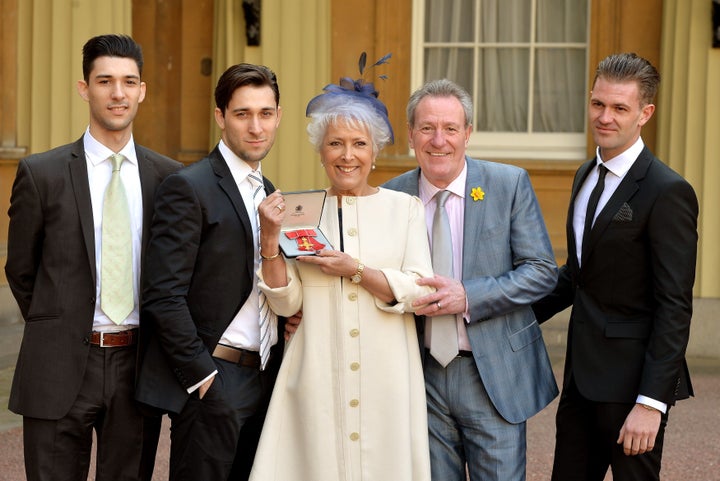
[5,136,181,419]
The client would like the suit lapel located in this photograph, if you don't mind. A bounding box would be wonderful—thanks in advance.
[68,138,97,282]
[571,159,597,268]
[461,158,487,274]
[136,145,162,252]
[209,149,255,280]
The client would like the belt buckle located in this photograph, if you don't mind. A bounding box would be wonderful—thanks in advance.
[99,332,108,347]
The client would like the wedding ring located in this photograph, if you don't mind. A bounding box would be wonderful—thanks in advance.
[275,205,284,212]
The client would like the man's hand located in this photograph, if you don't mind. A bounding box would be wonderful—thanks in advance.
[285,311,302,341]
[617,404,661,455]
[198,375,215,400]
[412,275,466,316]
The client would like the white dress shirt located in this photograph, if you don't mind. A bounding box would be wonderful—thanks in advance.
[84,129,142,331]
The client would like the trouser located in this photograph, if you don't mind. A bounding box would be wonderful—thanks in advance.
[23,344,156,481]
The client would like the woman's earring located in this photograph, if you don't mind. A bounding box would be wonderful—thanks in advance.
[371,163,376,170]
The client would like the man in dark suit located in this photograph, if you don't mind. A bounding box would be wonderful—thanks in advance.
[135,63,285,481]
[383,79,559,481]
[4,34,181,481]
[533,53,699,480]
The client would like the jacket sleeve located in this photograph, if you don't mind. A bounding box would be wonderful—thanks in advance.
[5,159,43,318]
[141,174,216,389]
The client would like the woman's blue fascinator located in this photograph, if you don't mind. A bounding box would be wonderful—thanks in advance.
[305,52,394,144]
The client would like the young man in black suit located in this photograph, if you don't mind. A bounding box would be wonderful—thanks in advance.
[5,34,181,481]
[135,63,285,481]
[533,53,699,481]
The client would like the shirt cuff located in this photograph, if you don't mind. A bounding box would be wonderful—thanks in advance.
[636,395,667,414]
[187,370,217,394]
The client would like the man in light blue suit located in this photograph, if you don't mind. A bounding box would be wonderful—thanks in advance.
[383,79,559,481]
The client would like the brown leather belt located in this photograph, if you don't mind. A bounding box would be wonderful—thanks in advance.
[212,344,262,369]
[89,329,137,347]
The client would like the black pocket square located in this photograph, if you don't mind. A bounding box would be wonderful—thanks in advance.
[613,202,633,222]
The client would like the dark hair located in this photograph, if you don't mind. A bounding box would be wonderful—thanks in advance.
[593,53,660,105]
[214,64,280,115]
[82,34,143,82]
[407,79,473,128]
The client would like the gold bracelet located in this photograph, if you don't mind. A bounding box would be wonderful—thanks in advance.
[260,250,281,260]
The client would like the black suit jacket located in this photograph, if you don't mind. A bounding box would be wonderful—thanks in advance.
[533,146,698,405]
[135,147,284,414]
[5,137,181,419]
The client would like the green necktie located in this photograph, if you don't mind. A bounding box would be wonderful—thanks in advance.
[101,153,134,325]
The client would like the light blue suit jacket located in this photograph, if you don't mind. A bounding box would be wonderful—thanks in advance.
[383,157,559,423]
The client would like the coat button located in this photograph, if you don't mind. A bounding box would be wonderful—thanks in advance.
[349,432,359,441]
[350,362,360,371]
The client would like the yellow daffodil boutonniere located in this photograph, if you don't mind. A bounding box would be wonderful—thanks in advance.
[470,186,485,201]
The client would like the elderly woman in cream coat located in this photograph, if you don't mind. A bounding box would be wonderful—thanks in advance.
[249,76,433,481]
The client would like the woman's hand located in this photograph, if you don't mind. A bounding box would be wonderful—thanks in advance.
[298,250,395,303]
[296,249,356,277]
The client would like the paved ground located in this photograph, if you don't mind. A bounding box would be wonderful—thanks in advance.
[0,320,718,480]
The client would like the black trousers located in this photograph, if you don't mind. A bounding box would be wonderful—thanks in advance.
[23,344,158,481]
[168,357,276,481]
[551,377,668,481]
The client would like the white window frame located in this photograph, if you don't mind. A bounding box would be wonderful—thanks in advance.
[411,0,591,160]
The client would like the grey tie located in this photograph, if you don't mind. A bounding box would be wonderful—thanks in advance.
[101,153,134,324]
[248,170,275,370]
[429,190,458,367]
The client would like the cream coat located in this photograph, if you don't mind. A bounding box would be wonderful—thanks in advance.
[250,188,433,481]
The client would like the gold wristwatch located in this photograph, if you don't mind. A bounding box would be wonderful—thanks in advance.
[350,259,364,284]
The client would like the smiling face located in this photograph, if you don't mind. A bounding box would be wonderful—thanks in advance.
[589,76,655,161]
[408,95,472,189]
[214,85,282,169]
[320,120,376,197]
[77,55,146,148]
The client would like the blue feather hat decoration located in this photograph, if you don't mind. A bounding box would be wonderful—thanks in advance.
[306,52,394,144]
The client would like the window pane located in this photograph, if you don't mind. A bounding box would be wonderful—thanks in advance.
[533,48,586,132]
[480,0,532,43]
[424,47,474,91]
[476,48,529,132]
[425,0,475,42]
[536,0,588,43]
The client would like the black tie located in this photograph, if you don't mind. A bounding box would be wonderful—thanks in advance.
[583,164,608,247]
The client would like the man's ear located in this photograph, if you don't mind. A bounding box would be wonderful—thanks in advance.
[77,80,89,101]
[638,103,655,127]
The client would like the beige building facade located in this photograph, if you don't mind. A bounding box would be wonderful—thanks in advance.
[1,0,717,357]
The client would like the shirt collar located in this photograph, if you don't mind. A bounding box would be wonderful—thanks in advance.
[419,160,468,206]
[595,137,644,178]
[83,128,137,167]
[218,139,260,182]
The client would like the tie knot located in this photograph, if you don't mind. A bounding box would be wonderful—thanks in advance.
[248,171,263,188]
[110,154,124,172]
[436,190,451,208]
[597,163,608,179]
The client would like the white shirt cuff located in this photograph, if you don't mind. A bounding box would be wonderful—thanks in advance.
[636,395,667,414]
[187,370,217,394]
